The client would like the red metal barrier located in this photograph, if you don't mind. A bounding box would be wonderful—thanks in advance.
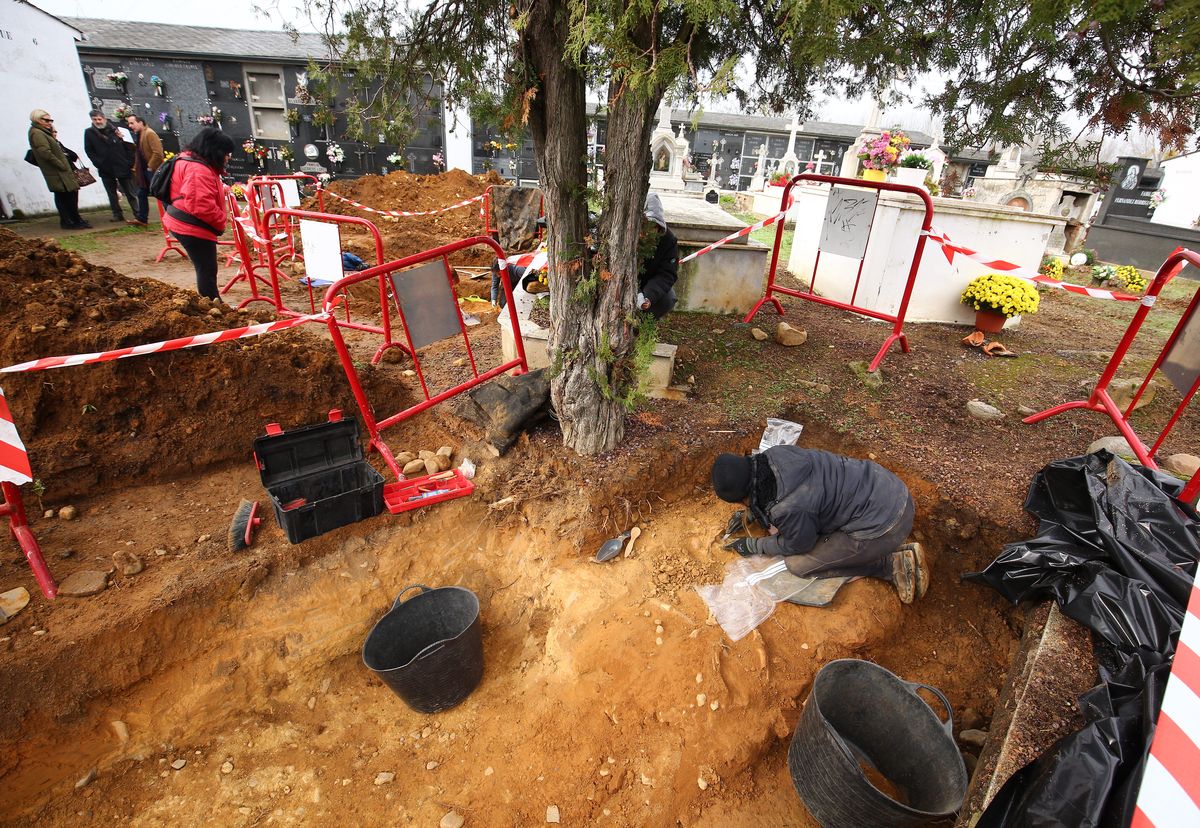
[248,173,324,213]
[321,236,529,479]
[1,482,55,599]
[257,207,407,364]
[154,200,188,263]
[1025,249,1200,486]
[744,172,935,372]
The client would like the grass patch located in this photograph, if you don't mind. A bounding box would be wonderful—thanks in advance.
[57,225,144,255]
[724,207,793,266]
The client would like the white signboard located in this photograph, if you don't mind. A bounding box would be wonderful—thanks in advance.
[818,186,878,260]
[1162,308,1200,397]
[298,220,342,287]
[280,179,301,208]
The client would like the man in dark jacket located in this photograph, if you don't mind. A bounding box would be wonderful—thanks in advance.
[638,192,678,319]
[711,446,928,603]
[84,110,139,224]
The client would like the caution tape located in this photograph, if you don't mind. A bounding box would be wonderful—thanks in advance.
[0,312,330,374]
[0,388,32,485]
[507,244,548,271]
[235,216,289,247]
[926,225,1139,302]
[679,194,794,264]
[323,190,485,219]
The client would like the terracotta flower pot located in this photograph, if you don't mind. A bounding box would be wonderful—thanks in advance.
[974,309,1008,333]
[862,169,887,183]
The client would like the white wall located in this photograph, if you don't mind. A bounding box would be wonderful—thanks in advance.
[1151,153,1200,229]
[443,103,473,174]
[0,0,106,218]
[785,186,1063,325]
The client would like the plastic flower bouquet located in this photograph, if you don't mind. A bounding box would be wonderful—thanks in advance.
[112,105,134,121]
[961,273,1040,318]
[326,142,344,164]
[386,152,404,166]
[858,130,911,171]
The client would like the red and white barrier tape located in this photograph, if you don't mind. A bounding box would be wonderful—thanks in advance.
[235,216,289,247]
[507,244,548,272]
[0,312,330,374]
[324,190,485,219]
[926,226,1141,303]
[1132,577,1200,827]
[0,388,32,485]
[679,199,793,264]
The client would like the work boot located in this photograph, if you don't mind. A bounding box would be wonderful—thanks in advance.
[891,542,929,604]
[111,214,125,223]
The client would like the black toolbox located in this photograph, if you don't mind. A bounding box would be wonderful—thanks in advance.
[253,409,385,544]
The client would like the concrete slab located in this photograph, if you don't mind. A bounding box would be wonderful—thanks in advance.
[659,194,750,243]
[498,315,678,398]
[676,240,769,316]
[955,603,1096,827]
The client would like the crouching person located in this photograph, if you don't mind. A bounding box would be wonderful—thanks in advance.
[710,447,928,603]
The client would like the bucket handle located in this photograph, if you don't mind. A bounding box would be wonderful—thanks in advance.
[902,680,955,736]
[393,584,431,610]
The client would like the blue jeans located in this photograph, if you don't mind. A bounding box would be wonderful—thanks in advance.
[133,186,150,223]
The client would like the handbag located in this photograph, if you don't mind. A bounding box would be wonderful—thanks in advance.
[73,165,97,188]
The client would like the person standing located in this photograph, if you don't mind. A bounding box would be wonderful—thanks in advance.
[160,127,235,299]
[126,114,164,225]
[27,109,88,229]
[84,110,139,224]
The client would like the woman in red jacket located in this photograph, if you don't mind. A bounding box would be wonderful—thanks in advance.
[161,128,236,299]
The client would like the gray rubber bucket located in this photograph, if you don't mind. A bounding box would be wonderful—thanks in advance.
[788,659,967,828]
[362,584,483,714]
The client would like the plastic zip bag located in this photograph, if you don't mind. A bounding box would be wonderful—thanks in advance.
[757,418,804,453]
[696,556,811,641]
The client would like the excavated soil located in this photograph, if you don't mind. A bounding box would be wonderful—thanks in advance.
[10,179,1196,825]
[310,170,508,267]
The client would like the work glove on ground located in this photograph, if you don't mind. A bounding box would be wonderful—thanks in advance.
[724,509,756,538]
[722,536,761,557]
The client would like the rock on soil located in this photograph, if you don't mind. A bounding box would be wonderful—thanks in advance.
[374,772,394,785]
[112,550,144,576]
[774,322,808,346]
[750,327,769,341]
[58,570,109,598]
[1087,435,1139,462]
[546,804,560,823]
[1163,453,1200,478]
[958,728,988,750]
[440,812,465,828]
[0,587,30,622]
[58,505,78,521]
[966,400,1004,421]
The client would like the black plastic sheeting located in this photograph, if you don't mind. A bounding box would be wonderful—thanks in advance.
[966,450,1200,828]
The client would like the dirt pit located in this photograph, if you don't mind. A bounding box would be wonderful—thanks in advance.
[0,416,1020,827]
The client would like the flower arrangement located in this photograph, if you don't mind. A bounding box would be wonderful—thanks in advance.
[432,150,445,172]
[899,153,932,169]
[484,140,519,153]
[285,109,301,126]
[278,146,293,163]
[211,106,223,122]
[1150,189,1166,210]
[112,104,134,121]
[228,81,242,100]
[961,273,1040,318]
[1039,256,1064,281]
[231,183,245,199]
[317,172,331,184]
[858,130,911,171]
[1114,265,1148,294]
[197,115,215,126]
[150,75,164,96]
[1091,264,1116,284]
[163,151,176,162]
[326,142,344,164]
[242,139,268,160]
[961,185,978,199]
[386,152,404,166]
[106,71,128,86]
[769,171,790,186]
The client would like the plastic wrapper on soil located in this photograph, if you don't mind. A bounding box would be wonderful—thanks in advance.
[696,556,807,641]
[965,450,1200,828]
[757,417,804,453]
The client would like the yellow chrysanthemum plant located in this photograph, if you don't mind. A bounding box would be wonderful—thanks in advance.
[961,273,1040,318]
[1114,265,1148,294]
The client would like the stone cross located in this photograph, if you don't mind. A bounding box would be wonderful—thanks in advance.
[813,150,827,170]
[707,155,722,187]
[785,112,801,157]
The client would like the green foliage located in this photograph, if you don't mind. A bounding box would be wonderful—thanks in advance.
[899,153,931,169]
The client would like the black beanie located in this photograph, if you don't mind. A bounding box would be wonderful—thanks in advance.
[711,453,753,502]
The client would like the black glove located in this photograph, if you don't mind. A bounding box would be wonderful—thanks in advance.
[723,536,761,557]
[723,509,757,537]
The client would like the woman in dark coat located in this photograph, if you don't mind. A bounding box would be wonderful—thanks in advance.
[27,109,88,229]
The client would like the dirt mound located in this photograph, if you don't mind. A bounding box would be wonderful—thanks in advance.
[311,169,510,266]
[0,229,409,501]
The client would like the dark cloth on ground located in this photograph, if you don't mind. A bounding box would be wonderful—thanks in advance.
[455,368,552,456]
[175,232,219,298]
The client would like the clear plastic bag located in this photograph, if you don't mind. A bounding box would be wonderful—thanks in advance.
[696,557,809,641]
[756,417,804,453]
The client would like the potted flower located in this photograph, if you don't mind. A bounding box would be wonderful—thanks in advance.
[895,153,931,188]
[150,75,165,97]
[960,273,1040,332]
[858,130,910,182]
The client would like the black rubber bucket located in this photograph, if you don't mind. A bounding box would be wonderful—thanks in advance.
[788,659,967,828]
[362,584,483,714]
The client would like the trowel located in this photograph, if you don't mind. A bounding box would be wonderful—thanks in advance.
[593,530,631,563]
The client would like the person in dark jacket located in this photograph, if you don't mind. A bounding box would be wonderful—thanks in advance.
[27,109,88,229]
[160,128,235,299]
[126,114,164,225]
[711,446,929,603]
[84,110,139,224]
[638,192,678,319]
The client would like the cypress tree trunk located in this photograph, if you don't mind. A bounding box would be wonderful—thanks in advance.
[524,2,661,455]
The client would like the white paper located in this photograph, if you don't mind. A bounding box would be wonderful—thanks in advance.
[818,186,877,260]
[116,127,135,145]
[298,220,343,287]
[280,179,301,208]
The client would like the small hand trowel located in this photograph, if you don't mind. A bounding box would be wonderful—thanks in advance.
[593,530,631,563]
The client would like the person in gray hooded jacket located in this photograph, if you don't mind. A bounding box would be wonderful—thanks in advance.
[638,192,678,319]
[711,446,928,603]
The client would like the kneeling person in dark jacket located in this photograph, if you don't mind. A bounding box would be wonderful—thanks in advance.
[638,192,678,319]
[711,447,928,603]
